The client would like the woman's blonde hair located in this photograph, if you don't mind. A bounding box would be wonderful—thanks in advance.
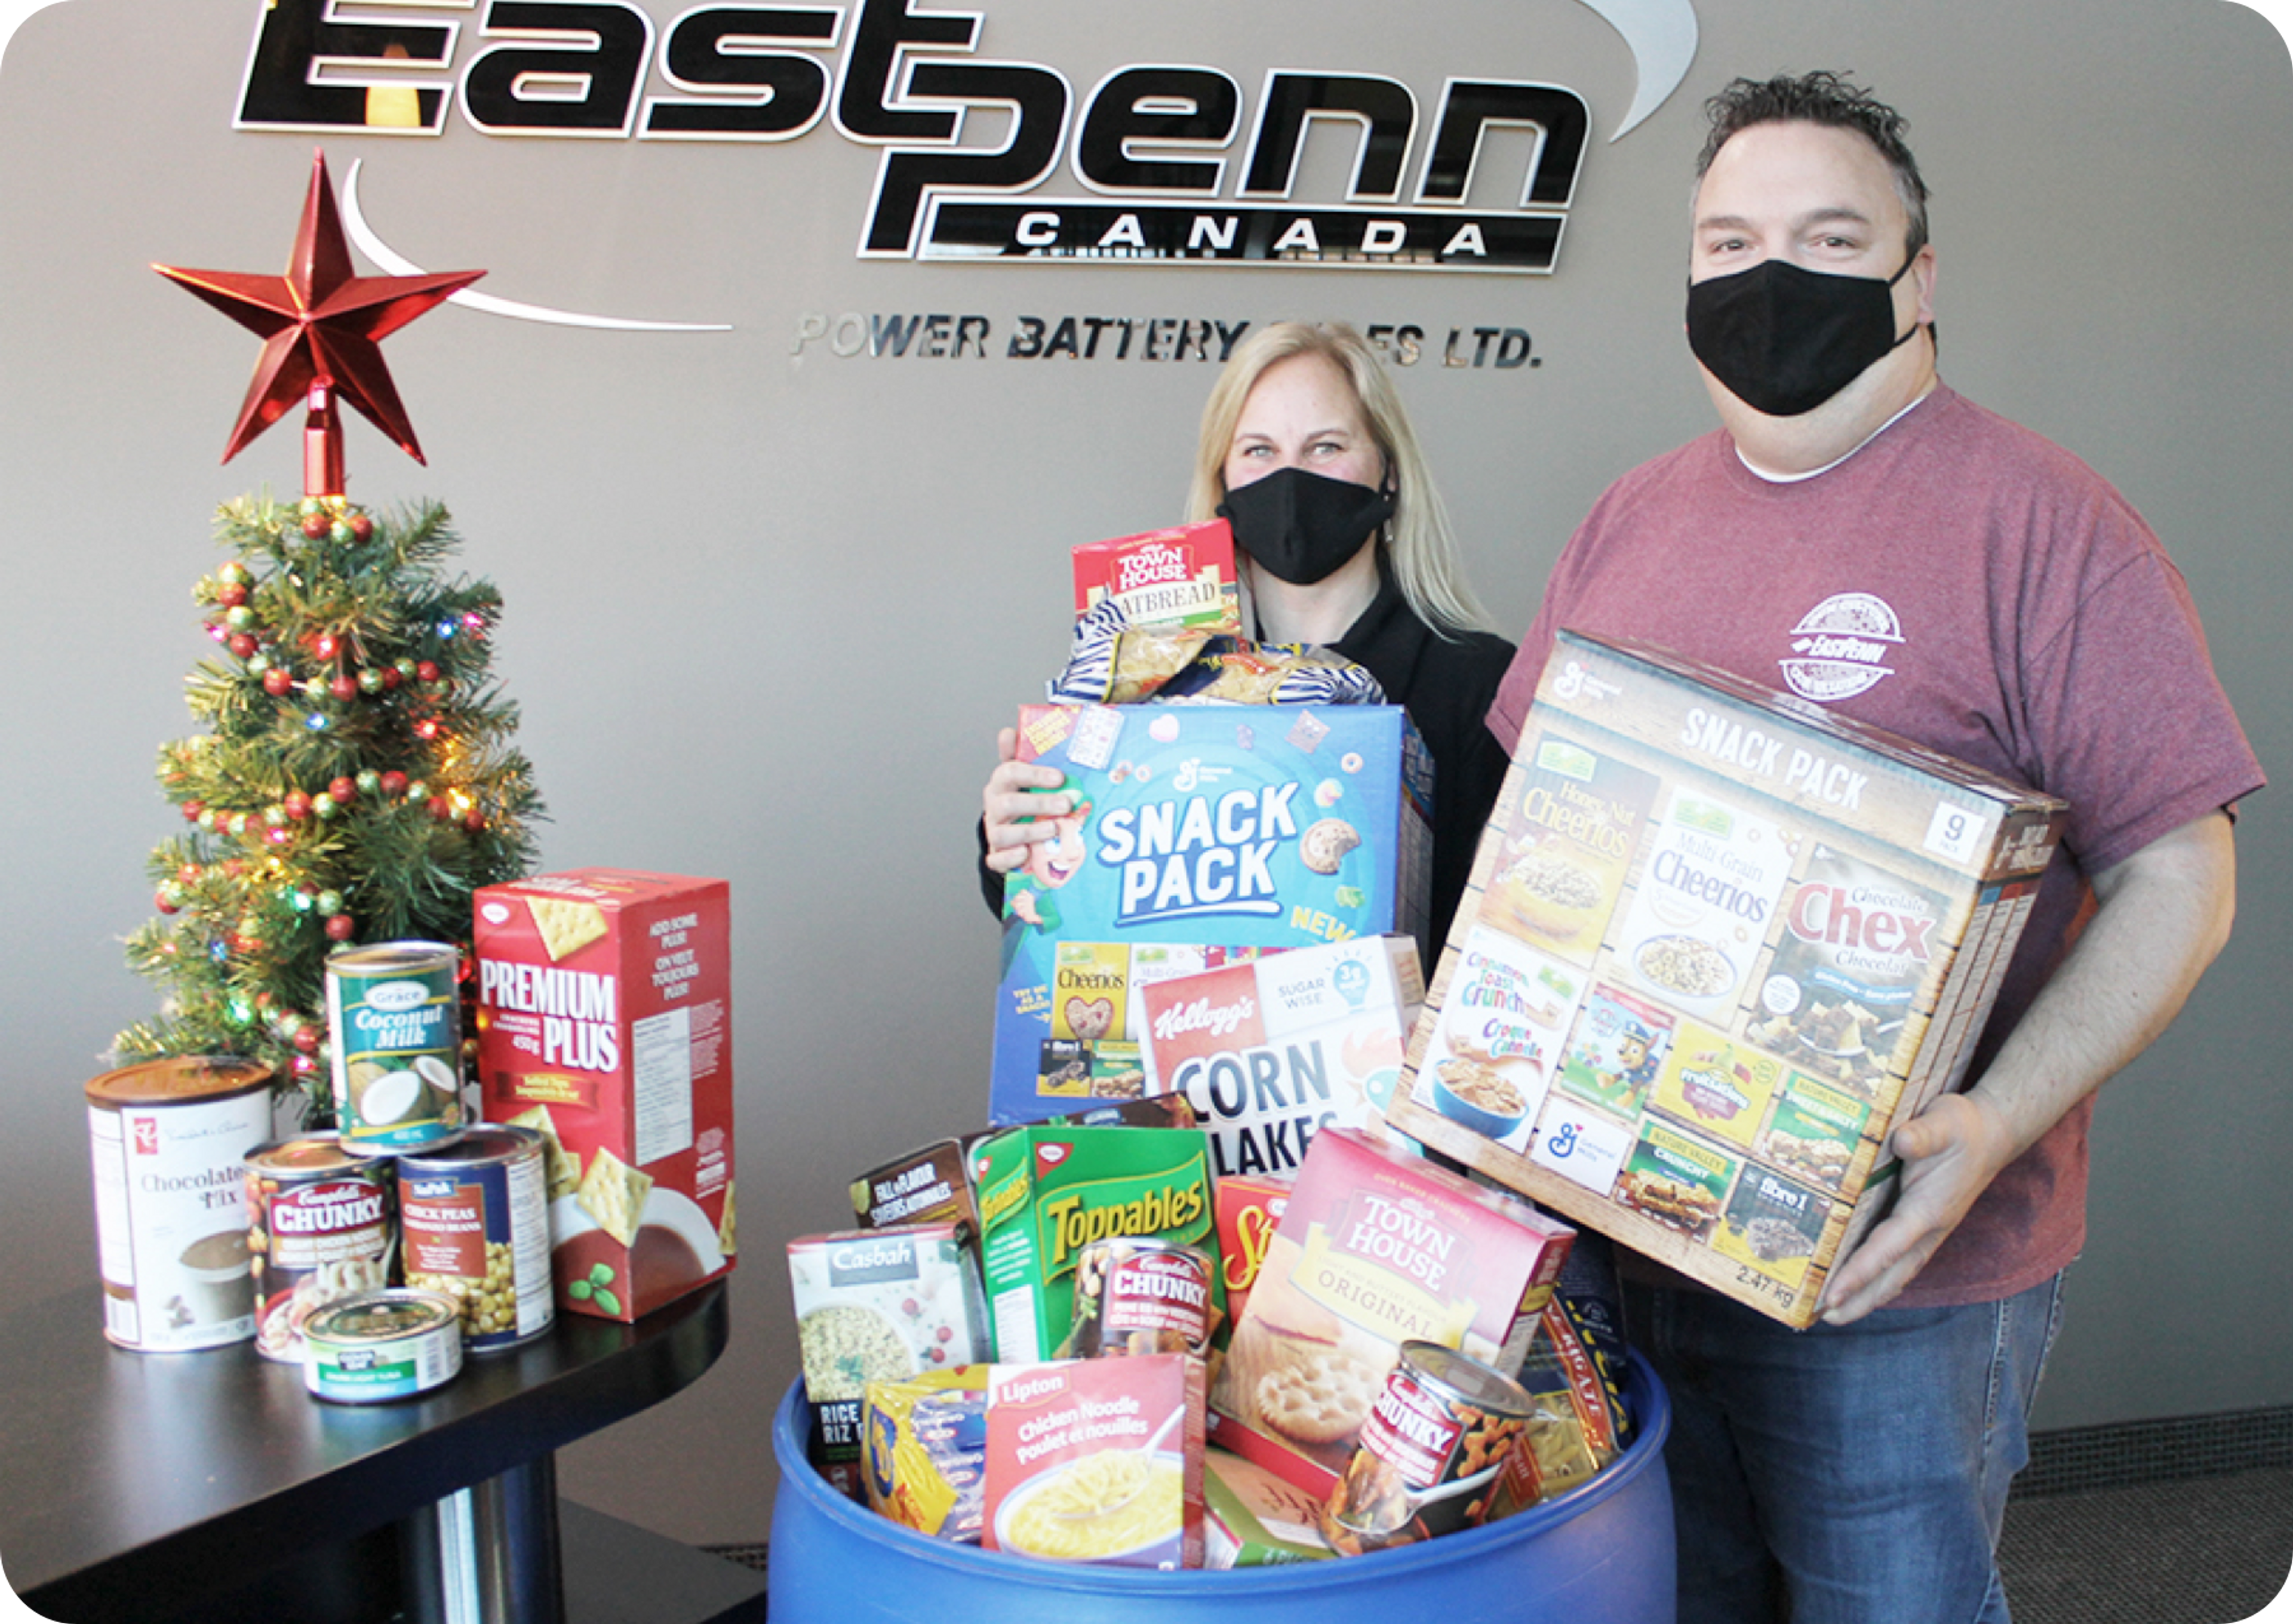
[1186,320,1494,636]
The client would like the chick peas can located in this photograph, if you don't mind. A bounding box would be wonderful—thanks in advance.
[1318,1341,1535,1556]
[325,940,466,1154]
[397,1124,554,1351]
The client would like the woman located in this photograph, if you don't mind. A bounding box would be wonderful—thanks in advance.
[980,321,1515,951]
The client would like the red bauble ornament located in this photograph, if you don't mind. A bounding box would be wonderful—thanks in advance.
[154,888,179,916]
[216,583,248,608]
[462,808,485,832]
[282,790,312,820]
[379,770,408,798]
[292,1025,322,1054]
[312,632,339,660]
[302,510,331,539]
[324,914,356,942]
[381,666,402,690]
[416,660,441,683]
[328,776,356,804]
[263,668,296,697]
[328,673,358,702]
[349,513,374,543]
[180,800,204,822]
[428,796,453,822]
[228,633,257,660]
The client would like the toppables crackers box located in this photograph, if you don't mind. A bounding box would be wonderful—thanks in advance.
[991,702,1433,1125]
[1387,632,2067,1327]
[473,869,734,1321]
[1073,519,1241,635]
[1139,935,1425,1180]
[971,1123,1219,1363]
[1209,1127,1574,1496]
[983,1354,1206,1570]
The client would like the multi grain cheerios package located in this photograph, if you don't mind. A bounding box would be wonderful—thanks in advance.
[474,869,735,1321]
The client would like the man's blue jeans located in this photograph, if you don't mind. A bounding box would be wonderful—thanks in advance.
[1625,1271,2067,1624]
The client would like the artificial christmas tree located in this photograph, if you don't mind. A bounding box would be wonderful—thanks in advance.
[115,150,543,1124]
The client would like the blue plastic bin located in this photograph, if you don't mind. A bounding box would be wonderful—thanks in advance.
[767,1352,1674,1623]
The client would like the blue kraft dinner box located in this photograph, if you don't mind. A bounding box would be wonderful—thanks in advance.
[990,702,1432,1126]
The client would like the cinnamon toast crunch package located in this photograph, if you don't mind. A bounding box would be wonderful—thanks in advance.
[473,869,734,1320]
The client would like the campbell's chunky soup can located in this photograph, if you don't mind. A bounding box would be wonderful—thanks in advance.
[1064,1237,1216,1359]
[244,1136,398,1362]
[398,1125,554,1351]
[1319,1341,1536,1556]
[86,1056,274,1352]
[325,940,466,1154]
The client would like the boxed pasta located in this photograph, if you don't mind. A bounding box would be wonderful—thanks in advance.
[1386,632,2067,1327]
[472,869,734,1321]
[971,1123,1219,1364]
[863,1366,991,1541]
[1139,934,1424,1180]
[983,1352,1206,1569]
[1209,1127,1574,1496]
[1072,519,1241,635]
[788,1223,991,1499]
[991,701,1434,1125]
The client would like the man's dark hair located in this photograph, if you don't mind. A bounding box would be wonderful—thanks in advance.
[1696,71,1930,256]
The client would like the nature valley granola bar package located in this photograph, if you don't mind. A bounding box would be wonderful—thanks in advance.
[474,869,734,1321]
[1388,632,2066,1327]
[971,1123,1220,1364]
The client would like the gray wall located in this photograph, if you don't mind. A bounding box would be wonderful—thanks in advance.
[1,0,2284,1549]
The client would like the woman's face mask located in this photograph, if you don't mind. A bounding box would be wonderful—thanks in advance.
[1218,466,1394,586]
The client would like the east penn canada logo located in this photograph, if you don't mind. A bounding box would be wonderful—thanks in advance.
[234,0,1695,273]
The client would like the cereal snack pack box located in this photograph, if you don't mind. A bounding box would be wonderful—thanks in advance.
[983,1353,1206,1570]
[991,701,1433,1125]
[1139,934,1425,1180]
[1209,1127,1574,1496]
[473,869,734,1321]
[971,1123,1219,1363]
[1387,632,2066,1327]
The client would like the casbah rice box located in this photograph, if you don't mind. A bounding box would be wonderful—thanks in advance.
[473,869,735,1321]
[1387,632,2066,1327]
[991,700,1433,1125]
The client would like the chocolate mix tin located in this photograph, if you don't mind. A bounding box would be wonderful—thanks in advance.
[398,1124,555,1351]
[302,1288,464,1403]
[244,1134,398,1363]
[85,1056,274,1352]
[324,940,466,1154]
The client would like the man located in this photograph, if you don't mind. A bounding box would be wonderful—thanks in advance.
[1487,72,2263,1624]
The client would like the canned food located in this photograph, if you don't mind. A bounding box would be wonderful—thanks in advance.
[398,1124,554,1351]
[1063,1238,1215,1358]
[85,1057,274,1352]
[302,1288,465,1403]
[324,940,466,1154]
[244,1136,397,1363]
[1319,1341,1535,1556]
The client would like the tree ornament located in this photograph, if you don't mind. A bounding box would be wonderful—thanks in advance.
[180,800,204,822]
[155,887,180,915]
[328,776,356,804]
[216,583,248,608]
[358,668,385,694]
[329,673,358,702]
[416,660,441,683]
[263,668,296,697]
[355,769,380,796]
[283,789,312,820]
[324,913,355,942]
[379,770,408,798]
[229,633,258,660]
[316,890,344,916]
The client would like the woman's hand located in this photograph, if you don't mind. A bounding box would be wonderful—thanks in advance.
[982,727,1074,873]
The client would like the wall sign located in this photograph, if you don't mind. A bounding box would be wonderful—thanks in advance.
[237,0,1699,276]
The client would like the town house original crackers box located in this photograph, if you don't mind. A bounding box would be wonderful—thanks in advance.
[1386,633,2066,1327]
[474,869,735,1321]
[992,701,1433,1126]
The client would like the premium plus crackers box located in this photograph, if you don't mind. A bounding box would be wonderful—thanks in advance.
[991,701,1433,1125]
[1072,519,1241,635]
[473,869,734,1320]
[970,1123,1219,1363]
[1386,632,2067,1327]
[1208,1128,1574,1495]
[1139,935,1425,1180]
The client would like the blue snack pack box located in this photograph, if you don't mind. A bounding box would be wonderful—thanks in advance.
[991,702,1432,1125]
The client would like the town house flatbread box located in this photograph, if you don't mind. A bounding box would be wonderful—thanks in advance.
[1384,632,2067,1327]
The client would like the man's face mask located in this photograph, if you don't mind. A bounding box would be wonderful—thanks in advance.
[1217,466,1394,586]
[1686,253,1919,418]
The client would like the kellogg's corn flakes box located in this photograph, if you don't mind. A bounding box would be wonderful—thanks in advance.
[991,702,1433,1126]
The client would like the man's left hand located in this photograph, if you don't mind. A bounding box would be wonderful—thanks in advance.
[1817,1092,2019,1324]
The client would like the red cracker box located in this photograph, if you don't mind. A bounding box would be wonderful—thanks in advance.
[1072,519,1241,634]
[474,869,734,1321]
[1208,1127,1573,1496]
[985,1354,1207,1569]
[1139,935,1425,1180]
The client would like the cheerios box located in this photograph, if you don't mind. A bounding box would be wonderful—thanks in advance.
[1208,1127,1573,1496]
[473,869,734,1321]
[1386,630,2065,1328]
[991,702,1433,1126]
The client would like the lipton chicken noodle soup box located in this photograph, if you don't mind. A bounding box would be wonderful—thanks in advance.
[1387,632,2066,1328]
[475,869,735,1320]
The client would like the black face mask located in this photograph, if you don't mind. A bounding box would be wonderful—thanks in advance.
[1686,253,1919,417]
[1217,466,1394,586]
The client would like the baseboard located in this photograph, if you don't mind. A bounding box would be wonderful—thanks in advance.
[2017,1405,2293,1498]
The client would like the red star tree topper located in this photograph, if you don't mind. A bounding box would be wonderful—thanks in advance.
[153,149,481,497]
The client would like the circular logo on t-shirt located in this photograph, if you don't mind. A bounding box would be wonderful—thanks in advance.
[1779,593,1902,702]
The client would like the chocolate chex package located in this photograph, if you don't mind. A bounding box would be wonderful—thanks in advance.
[473,868,735,1321]
[1386,632,2067,1327]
